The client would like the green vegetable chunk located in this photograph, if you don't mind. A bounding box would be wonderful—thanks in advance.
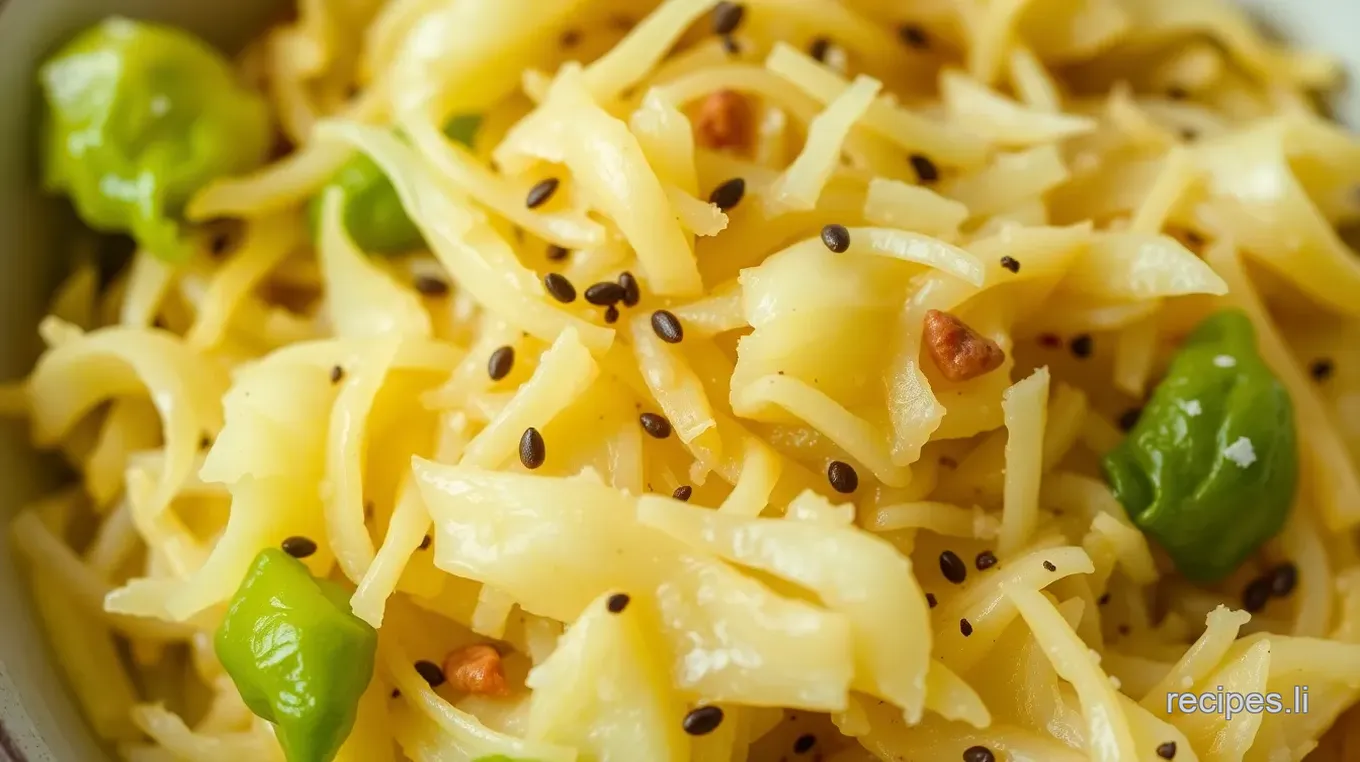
[40,18,270,261]
[310,114,481,253]
[215,548,377,762]
[1102,309,1298,583]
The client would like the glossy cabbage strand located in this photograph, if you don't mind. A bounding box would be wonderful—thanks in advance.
[1103,309,1297,583]
[308,114,481,253]
[40,18,270,261]
[215,549,377,762]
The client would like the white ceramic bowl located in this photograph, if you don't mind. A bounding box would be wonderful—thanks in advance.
[0,1,1355,759]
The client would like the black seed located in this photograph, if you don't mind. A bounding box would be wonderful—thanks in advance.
[1242,577,1272,613]
[940,550,967,583]
[821,224,851,253]
[330,365,345,384]
[618,271,640,306]
[1043,560,1057,572]
[1069,334,1094,358]
[708,177,746,211]
[604,305,620,324]
[1310,359,1334,382]
[910,153,939,183]
[585,281,626,306]
[1268,563,1298,597]
[488,346,515,381]
[519,427,546,469]
[926,592,937,608]
[899,24,929,49]
[419,534,432,551]
[963,746,995,762]
[413,274,450,296]
[1118,408,1142,432]
[721,34,740,55]
[1099,593,1111,605]
[651,310,684,343]
[414,660,446,688]
[281,536,317,559]
[683,705,725,735]
[975,550,998,571]
[673,485,693,501]
[1156,741,1177,759]
[640,412,673,439]
[793,733,817,754]
[712,2,744,35]
[1167,86,1189,100]
[525,178,560,209]
[827,460,858,493]
[959,618,973,637]
[1000,255,1020,273]
[607,593,631,613]
[546,244,570,261]
[544,273,577,303]
[809,37,832,62]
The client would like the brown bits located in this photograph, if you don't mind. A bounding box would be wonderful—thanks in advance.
[607,593,631,613]
[809,37,832,62]
[922,309,1006,383]
[910,153,939,183]
[487,346,514,381]
[1037,332,1062,349]
[419,534,432,551]
[1043,560,1057,572]
[525,178,560,209]
[683,705,725,735]
[604,305,620,324]
[820,223,851,252]
[584,281,626,306]
[560,29,581,48]
[925,592,937,608]
[651,310,685,343]
[959,618,973,637]
[827,460,858,493]
[519,427,546,469]
[1156,741,1178,759]
[1166,86,1189,100]
[708,177,746,211]
[1310,358,1335,382]
[694,90,753,152]
[618,271,640,307]
[1098,593,1111,605]
[414,659,446,688]
[711,2,745,35]
[975,550,998,571]
[640,413,673,439]
[793,734,817,754]
[281,536,317,559]
[329,365,345,384]
[1242,577,1272,613]
[546,244,570,261]
[544,273,577,303]
[999,255,1020,273]
[939,550,967,584]
[441,644,509,697]
[413,274,451,296]
[673,485,693,501]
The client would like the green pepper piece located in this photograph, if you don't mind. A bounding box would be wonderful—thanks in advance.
[39,18,271,261]
[214,548,377,762]
[472,757,544,762]
[309,114,481,253]
[1102,309,1298,583]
